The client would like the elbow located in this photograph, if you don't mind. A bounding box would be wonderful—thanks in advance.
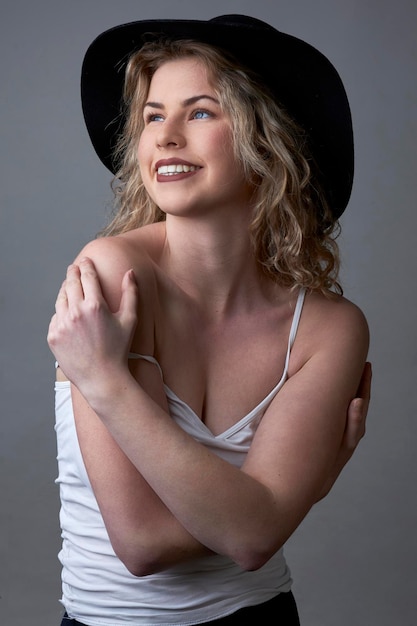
[117,547,165,577]
[236,550,277,572]
[228,515,291,571]
[111,535,167,577]
[123,557,159,578]
[231,539,284,572]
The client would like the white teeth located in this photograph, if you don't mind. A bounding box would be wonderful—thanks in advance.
[157,164,200,175]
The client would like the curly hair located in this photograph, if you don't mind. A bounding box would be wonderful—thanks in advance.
[99,39,342,295]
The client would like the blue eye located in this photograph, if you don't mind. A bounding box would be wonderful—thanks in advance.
[146,113,164,123]
[193,110,211,119]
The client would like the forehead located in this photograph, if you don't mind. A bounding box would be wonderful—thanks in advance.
[147,57,215,97]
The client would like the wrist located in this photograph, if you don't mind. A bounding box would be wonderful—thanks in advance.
[76,366,136,414]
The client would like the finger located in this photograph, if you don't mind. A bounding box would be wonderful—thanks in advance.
[343,361,372,448]
[356,361,372,400]
[65,263,85,303]
[344,397,366,451]
[118,269,139,327]
[54,282,69,315]
[77,257,107,303]
[47,313,58,350]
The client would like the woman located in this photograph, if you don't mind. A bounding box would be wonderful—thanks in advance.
[48,15,370,626]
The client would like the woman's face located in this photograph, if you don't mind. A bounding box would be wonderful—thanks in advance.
[138,57,253,218]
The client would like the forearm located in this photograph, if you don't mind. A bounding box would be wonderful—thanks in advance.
[80,371,282,571]
[72,383,215,576]
[108,499,216,576]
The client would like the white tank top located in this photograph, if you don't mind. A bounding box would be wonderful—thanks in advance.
[54,288,306,625]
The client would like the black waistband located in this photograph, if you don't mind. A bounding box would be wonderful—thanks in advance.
[61,592,299,626]
[61,614,87,626]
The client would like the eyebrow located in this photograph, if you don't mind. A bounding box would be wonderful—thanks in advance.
[144,94,220,109]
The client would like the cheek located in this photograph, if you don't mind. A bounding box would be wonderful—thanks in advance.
[137,136,151,178]
[212,126,236,160]
[214,129,244,177]
[137,125,154,158]
[137,134,146,164]
[136,134,160,203]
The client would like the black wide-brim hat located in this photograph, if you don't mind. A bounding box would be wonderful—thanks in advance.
[81,14,354,219]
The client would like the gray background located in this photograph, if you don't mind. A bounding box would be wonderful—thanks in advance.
[1,0,416,624]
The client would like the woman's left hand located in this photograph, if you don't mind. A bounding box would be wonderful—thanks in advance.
[47,257,139,394]
[315,361,372,501]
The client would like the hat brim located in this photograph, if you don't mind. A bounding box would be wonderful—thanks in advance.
[81,14,353,218]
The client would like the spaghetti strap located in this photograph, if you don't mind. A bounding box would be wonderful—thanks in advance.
[289,288,306,349]
[280,288,306,379]
[128,288,306,389]
[128,352,164,378]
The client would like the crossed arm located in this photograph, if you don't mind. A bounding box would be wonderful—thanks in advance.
[49,258,370,575]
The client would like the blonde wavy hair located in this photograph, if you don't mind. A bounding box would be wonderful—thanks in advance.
[100,39,342,295]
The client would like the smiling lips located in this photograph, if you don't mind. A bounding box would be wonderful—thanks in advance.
[156,161,201,181]
[158,163,200,175]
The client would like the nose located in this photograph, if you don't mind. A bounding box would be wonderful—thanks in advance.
[156,118,185,149]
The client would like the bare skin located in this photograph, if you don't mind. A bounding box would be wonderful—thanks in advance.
[48,59,370,576]
[50,234,369,576]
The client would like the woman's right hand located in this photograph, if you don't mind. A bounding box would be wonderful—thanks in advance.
[47,257,139,397]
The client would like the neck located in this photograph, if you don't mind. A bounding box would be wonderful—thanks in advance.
[159,215,276,319]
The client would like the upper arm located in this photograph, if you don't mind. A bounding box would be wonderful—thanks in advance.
[243,297,369,540]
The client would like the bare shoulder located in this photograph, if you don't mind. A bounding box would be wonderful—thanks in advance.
[304,290,368,333]
[289,290,369,377]
[72,223,166,309]
[74,223,165,271]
